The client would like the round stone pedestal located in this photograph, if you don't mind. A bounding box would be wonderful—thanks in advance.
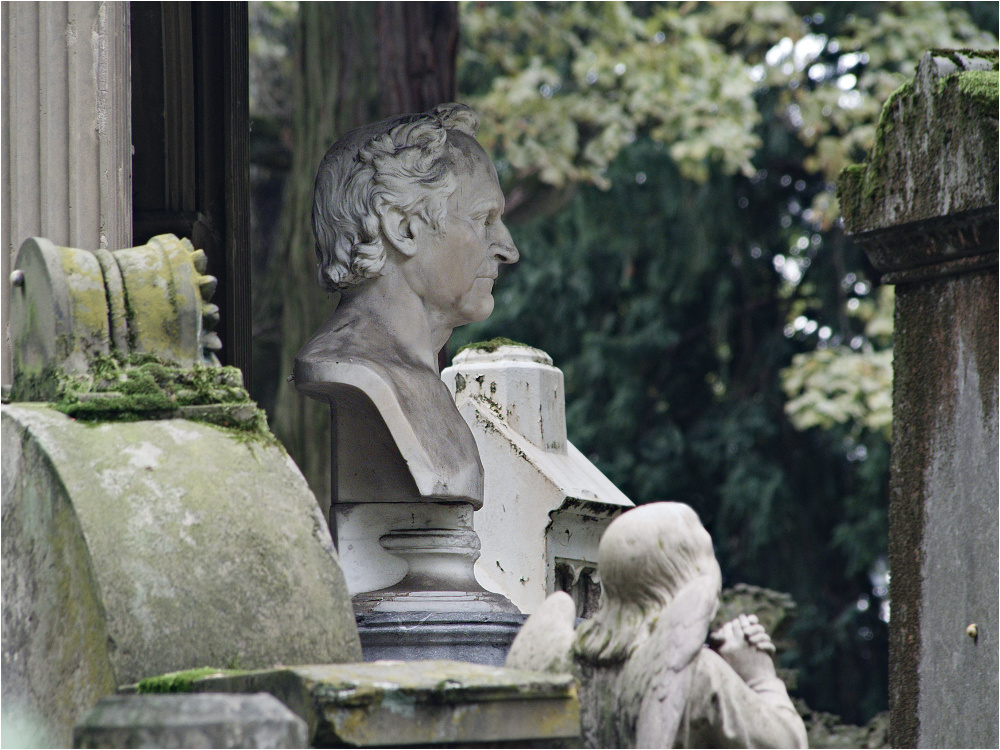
[356,612,528,666]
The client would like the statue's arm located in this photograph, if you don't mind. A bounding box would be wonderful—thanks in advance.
[683,622,808,749]
[505,591,576,673]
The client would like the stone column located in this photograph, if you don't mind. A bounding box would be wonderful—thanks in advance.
[839,50,998,748]
[2,1,131,385]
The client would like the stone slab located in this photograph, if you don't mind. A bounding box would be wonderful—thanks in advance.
[837,48,999,749]
[73,693,307,749]
[159,660,580,747]
[898,275,999,748]
[1,404,361,693]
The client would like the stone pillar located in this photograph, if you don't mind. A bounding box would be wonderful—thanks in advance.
[838,50,998,748]
[1,1,132,385]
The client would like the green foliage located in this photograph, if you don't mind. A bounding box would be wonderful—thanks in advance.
[782,347,893,436]
[462,1,996,225]
[456,0,996,723]
[782,286,894,440]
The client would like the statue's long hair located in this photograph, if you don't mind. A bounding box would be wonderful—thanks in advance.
[573,502,722,664]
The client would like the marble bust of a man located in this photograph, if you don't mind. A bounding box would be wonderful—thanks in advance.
[294,103,519,510]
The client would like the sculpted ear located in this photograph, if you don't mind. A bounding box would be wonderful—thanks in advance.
[380,205,426,257]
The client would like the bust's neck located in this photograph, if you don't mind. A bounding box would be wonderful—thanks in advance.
[339,269,453,373]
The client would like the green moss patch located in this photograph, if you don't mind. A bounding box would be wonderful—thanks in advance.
[955,69,999,115]
[35,353,276,444]
[137,667,245,694]
[456,336,527,355]
[836,80,914,231]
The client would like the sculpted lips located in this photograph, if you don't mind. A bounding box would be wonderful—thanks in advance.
[478,261,500,281]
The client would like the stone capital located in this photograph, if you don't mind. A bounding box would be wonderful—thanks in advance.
[838,50,998,283]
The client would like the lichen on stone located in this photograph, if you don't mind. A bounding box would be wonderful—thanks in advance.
[456,336,527,355]
[954,69,999,114]
[836,79,914,231]
[837,50,998,233]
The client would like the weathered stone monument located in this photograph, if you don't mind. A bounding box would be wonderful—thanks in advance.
[2,235,361,746]
[506,502,808,749]
[74,693,308,749]
[104,661,580,748]
[838,49,998,748]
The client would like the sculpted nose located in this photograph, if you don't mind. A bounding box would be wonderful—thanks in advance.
[491,222,519,265]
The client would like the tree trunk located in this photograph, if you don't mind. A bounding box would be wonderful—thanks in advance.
[269,2,457,513]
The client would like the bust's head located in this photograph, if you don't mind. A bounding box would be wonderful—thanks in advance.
[312,103,517,324]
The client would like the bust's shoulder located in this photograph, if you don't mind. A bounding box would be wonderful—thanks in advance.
[295,337,397,404]
[295,311,395,380]
[293,315,451,415]
[297,310,367,361]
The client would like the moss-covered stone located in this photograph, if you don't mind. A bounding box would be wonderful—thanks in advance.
[456,336,527,355]
[955,68,999,115]
[2,403,362,688]
[10,235,221,403]
[838,50,998,234]
[11,352,277,444]
[2,409,119,748]
[137,668,246,694]
[159,661,580,747]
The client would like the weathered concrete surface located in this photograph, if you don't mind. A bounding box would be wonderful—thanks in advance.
[1,404,361,695]
[150,660,580,748]
[840,50,998,234]
[900,272,998,749]
[2,407,118,748]
[838,48,998,749]
[73,693,307,749]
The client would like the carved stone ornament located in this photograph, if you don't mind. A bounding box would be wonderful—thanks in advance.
[506,503,808,748]
[294,104,519,615]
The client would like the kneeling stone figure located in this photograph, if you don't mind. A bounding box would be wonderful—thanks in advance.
[506,502,807,749]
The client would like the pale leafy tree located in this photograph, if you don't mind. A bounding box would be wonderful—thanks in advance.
[782,286,893,441]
